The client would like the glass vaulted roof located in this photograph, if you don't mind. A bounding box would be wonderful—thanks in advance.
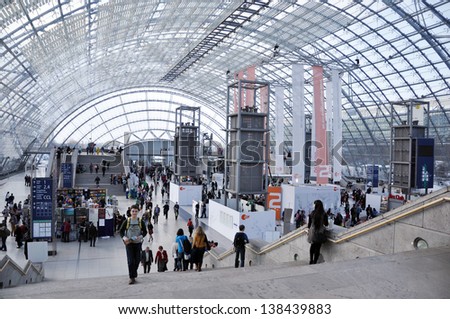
[1,0,449,178]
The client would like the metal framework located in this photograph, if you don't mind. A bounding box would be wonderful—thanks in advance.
[0,0,449,179]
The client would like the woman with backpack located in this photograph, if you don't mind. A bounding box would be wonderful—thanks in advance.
[175,228,191,271]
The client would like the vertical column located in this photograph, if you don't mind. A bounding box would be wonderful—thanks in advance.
[291,64,305,185]
[246,65,256,107]
[325,78,333,168]
[275,86,284,174]
[233,71,245,112]
[332,69,342,183]
[312,65,329,184]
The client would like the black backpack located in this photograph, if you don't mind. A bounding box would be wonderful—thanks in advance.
[182,237,191,253]
[234,233,246,248]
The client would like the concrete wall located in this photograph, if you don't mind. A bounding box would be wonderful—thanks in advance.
[0,256,45,288]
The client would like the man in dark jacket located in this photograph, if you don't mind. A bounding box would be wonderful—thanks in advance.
[140,246,154,273]
[233,225,249,268]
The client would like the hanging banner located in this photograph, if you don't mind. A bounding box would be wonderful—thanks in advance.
[61,163,73,188]
[332,69,342,183]
[275,86,284,174]
[267,186,282,220]
[246,65,256,107]
[312,65,329,184]
[292,64,305,185]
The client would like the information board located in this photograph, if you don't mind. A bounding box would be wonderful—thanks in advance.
[415,138,434,189]
[367,165,379,189]
[32,177,53,239]
[61,163,73,188]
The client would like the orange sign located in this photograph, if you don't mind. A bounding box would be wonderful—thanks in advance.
[267,186,282,220]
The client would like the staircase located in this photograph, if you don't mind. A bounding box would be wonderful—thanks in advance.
[74,154,126,195]
[204,186,450,269]
[0,256,45,288]
[1,247,449,298]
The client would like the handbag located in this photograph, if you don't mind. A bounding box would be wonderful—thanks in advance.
[184,253,191,260]
[307,224,327,244]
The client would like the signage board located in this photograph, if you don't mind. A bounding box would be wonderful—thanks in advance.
[32,177,53,239]
[61,163,73,188]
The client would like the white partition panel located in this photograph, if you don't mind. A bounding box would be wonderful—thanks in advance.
[209,199,277,242]
[169,182,202,205]
[282,184,341,217]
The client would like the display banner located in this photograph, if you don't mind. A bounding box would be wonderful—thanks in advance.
[413,103,425,125]
[415,138,434,189]
[61,163,73,188]
[326,78,333,168]
[275,86,284,174]
[291,64,305,185]
[367,165,379,190]
[31,177,53,239]
[267,186,282,220]
[312,65,328,184]
[332,69,342,183]
[246,65,256,107]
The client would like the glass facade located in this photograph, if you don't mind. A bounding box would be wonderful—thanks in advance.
[0,1,449,178]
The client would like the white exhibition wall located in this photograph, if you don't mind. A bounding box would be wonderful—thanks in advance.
[281,184,341,222]
[212,173,224,190]
[209,199,277,242]
[365,193,382,212]
[169,182,202,205]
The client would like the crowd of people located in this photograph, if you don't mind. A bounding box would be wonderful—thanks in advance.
[117,202,218,285]
[1,192,30,252]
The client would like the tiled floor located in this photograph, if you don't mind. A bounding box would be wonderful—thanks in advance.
[0,169,231,280]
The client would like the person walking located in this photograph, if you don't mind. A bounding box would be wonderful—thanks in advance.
[0,221,10,251]
[171,241,180,271]
[173,202,179,220]
[88,222,98,247]
[140,246,153,274]
[163,201,169,220]
[119,205,147,284]
[175,228,191,271]
[195,202,200,219]
[94,176,100,188]
[200,203,207,218]
[154,245,168,272]
[233,224,249,268]
[147,221,154,242]
[307,200,329,264]
[62,219,71,242]
[191,226,209,272]
[153,205,160,224]
[187,218,194,237]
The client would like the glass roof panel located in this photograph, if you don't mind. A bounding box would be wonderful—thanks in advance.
[0,0,449,178]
